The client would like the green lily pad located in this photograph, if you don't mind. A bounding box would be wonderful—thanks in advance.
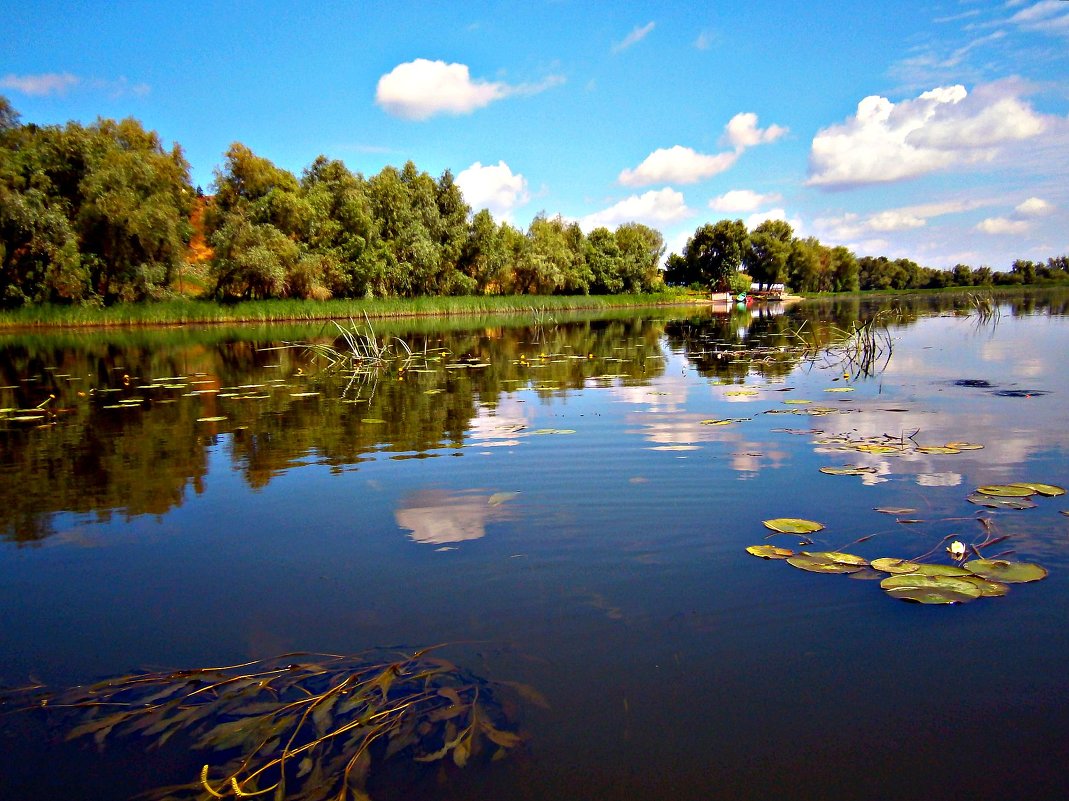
[806,551,868,566]
[762,518,825,534]
[916,445,962,454]
[963,559,1049,583]
[1008,482,1065,497]
[958,575,1010,597]
[847,567,886,580]
[786,554,863,574]
[976,484,1035,498]
[819,466,877,476]
[874,507,917,515]
[871,558,920,574]
[910,563,974,577]
[880,574,982,604]
[966,493,1037,510]
[745,545,795,559]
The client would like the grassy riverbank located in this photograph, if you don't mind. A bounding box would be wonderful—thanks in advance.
[0,290,703,330]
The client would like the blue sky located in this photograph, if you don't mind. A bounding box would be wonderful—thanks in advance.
[3,0,1068,269]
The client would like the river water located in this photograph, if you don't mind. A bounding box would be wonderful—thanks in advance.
[2,292,1068,800]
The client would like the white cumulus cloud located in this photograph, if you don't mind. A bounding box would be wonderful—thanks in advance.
[1,72,80,96]
[724,112,788,149]
[710,189,783,212]
[618,146,738,186]
[578,188,691,231]
[375,59,562,120]
[620,113,786,187]
[1015,196,1054,216]
[613,22,656,52]
[976,217,1032,234]
[455,161,529,220]
[808,82,1049,187]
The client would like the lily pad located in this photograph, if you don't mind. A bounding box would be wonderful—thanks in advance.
[853,444,903,455]
[819,466,877,476]
[762,518,825,534]
[965,493,1036,510]
[880,574,982,604]
[745,545,795,559]
[871,558,920,574]
[874,507,917,515]
[786,554,863,574]
[944,442,984,451]
[963,559,1049,584]
[1008,482,1065,497]
[958,575,1010,597]
[910,563,974,577]
[916,446,962,455]
[976,484,1035,498]
[847,568,887,581]
[806,551,868,566]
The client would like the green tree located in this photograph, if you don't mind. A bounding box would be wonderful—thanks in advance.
[828,246,859,292]
[683,220,749,289]
[745,219,793,288]
[787,237,824,293]
[1011,259,1038,284]
[586,227,623,294]
[614,223,665,292]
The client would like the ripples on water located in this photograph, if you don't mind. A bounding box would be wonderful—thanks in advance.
[2,292,1068,800]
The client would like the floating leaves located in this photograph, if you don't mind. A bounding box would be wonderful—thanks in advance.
[871,558,919,574]
[747,510,1049,605]
[1009,482,1065,497]
[745,545,795,559]
[964,559,1049,583]
[966,493,1036,510]
[966,480,1065,509]
[786,553,863,573]
[879,574,982,605]
[819,465,878,476]
[762,518,825,535]
[976,484,1036,498]
[18,648,532,801]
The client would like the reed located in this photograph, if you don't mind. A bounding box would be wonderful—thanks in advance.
[0,291,699,330]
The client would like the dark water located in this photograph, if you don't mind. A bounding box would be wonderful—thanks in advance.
[2,293,1068,800]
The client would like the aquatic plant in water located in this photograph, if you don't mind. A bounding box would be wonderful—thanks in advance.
[277,316,413,376]
[7,647,533,801]
[749,480,1060,605]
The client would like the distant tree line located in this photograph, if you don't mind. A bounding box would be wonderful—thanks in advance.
[665,218,1069,294]
[1,97,1065,308]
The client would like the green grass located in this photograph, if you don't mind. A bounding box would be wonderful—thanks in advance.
[0,290,704,330]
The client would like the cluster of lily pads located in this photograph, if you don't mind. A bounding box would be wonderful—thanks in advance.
[747,495,1057,604]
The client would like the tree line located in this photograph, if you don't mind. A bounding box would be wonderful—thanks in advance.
[666,218,1069,294]
[0,98,663,307]
[1,96,1065,308]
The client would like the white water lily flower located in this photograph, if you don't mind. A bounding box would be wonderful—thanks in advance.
[947,540,966,560]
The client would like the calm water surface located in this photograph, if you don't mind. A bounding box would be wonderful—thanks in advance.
[2,294,1068,800]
